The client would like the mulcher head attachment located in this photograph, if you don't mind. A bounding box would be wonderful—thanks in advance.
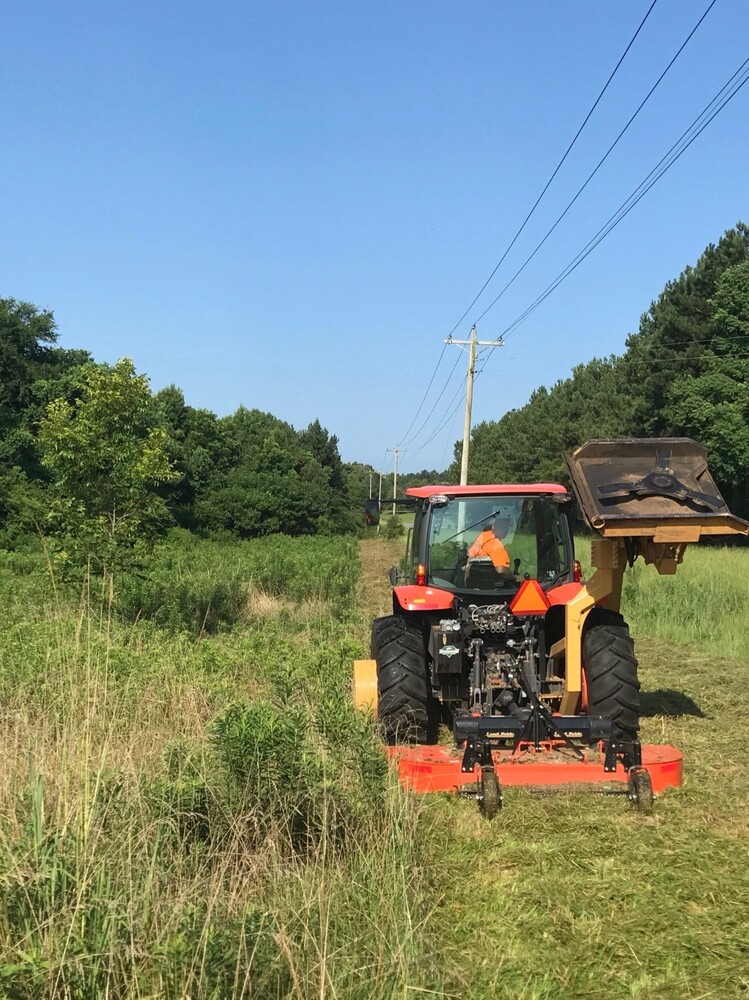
[566,438,749,540]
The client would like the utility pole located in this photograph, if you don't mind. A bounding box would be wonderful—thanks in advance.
[377,469,383,534]
[369,469,373,499]
[445,325,504,485]
[386,447,406,516]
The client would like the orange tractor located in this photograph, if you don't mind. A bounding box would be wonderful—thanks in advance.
[354,439,748,817]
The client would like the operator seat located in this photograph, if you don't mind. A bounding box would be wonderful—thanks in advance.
[465,557,501,589]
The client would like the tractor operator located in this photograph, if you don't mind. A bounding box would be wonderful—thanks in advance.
[468,519,510,571]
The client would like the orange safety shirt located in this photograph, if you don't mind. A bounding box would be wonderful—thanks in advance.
[468,529,510,570]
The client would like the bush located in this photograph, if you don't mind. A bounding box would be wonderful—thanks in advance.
[383,516,404,539]
[210,694,388,854]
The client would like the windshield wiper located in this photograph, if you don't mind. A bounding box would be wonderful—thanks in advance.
[437,507,506,547]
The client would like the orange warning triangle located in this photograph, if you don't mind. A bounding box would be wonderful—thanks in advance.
[509,578,550,616]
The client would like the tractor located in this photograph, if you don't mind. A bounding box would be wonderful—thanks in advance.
[353,438,748,817]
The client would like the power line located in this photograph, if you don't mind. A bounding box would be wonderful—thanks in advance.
[493,54,749,344]
[398,0,704,468]
[418,59,747,471]
[398,350,464,448]
[406,382,467,460]
[394,0,729,470]
[628,352,749,366]
[420,0,714,465]
[396,342,447,447]
[472,0,718,328]
[439,408,463,471]
[640,333,749,348]
[403,330,507,457]
[447,0,661,336]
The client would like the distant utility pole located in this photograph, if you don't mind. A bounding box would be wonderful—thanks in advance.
[386,447,406,516]
[445,325,504,486]
[369,470,373,499]
[377,469,383,534]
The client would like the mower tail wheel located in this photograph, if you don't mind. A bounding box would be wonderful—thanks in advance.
[479,767,502,819]
[627,767,654,814]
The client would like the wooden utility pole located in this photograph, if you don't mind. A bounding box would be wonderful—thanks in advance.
[377,469,383,534]
[445,325,504,485]
[387,447,406,516]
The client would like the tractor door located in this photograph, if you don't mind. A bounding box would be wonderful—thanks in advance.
[401,502,426,585]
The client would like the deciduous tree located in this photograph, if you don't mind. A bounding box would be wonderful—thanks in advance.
[39,358,177,587]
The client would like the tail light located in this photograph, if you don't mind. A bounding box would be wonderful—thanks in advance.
[415,564,427,586]
[573,560,582,582]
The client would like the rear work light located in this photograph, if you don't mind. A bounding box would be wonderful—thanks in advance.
[415,564,427,586]
[573,560,582,582]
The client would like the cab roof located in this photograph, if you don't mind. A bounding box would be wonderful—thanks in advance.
[406,484,568,498]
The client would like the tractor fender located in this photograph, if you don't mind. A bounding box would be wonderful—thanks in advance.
[393,585,455,613]
[546,582,585,606]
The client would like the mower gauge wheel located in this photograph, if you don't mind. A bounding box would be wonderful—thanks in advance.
[479,767,502,819]
[627,767,654,814]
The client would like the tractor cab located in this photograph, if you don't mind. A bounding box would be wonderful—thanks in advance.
[404,485,575,601]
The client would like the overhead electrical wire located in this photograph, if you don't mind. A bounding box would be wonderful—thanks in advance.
[407,336,509,456]
[439,409,463,470]
[398,350,464,448]
[399,0,663,464]
[396,342,448,447]
[651,333,749,348]
[459,40,745,452]
[447,0,661,337]
[395,0,663,466]
[626,352,749,366]
[407,385,467,461]
[472,0,718,328]
[489,54,749,346]
[388,0,729,468]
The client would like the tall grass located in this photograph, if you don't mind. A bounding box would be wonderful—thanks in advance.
[116,529,360,633]
[2,536,747,999]
[619,544,749,658]
[0,536,437,999]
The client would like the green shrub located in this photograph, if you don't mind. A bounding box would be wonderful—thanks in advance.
[210,694,388,855]
[382,515,404,539]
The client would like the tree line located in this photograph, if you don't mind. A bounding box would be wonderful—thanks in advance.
[1,221,747,574]
[0,306,376,575]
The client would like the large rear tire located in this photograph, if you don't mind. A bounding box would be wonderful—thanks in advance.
[583,610,640,740]
[372,615,433,744]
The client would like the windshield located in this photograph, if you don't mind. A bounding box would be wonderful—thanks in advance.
[427,495,570,593]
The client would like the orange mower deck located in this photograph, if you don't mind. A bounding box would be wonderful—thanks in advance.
[388,743,683,795]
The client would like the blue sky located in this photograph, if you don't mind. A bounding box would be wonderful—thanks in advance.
[2,0,747,475]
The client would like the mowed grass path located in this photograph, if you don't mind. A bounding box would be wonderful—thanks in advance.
[358,541,749,1000]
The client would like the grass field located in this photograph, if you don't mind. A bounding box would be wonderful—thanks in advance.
[0,535,747,998]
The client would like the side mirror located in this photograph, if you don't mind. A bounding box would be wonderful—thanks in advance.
[389,566,398,586]
[364,499,381,526]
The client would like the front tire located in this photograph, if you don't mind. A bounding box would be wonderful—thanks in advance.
[372,615,432,743]
[583,610,640,740]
